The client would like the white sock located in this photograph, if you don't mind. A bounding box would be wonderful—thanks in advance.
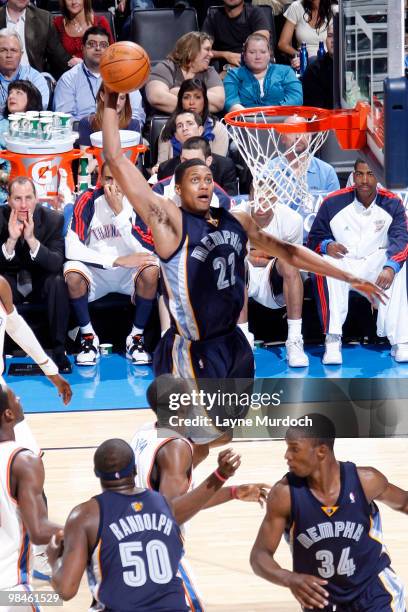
[80,323,95,336]
[326,333,342,343]
[238,322,249,334]
[131,326,144,337]
[287,319,302,340]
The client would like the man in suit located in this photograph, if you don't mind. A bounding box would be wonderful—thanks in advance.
[0,0,73,78]
[157,136,238,196]
[0,177,71,373]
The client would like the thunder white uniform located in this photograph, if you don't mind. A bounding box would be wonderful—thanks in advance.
[0,441,37,612]
[131,423,204,612]
[233,200,304,308]
[64,191,157,302]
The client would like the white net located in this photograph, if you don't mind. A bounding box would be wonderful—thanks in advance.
[225,110,330,213]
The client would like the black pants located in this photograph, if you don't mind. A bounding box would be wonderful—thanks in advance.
[4,271,70,354]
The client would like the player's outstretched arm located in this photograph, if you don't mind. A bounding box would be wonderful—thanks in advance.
[169,448,241,525]
[233,211,387,305]
[13,452,62,545]
[47,499,98,600]
[102,89,182,259]
[250,480,329,610]
[358,467,408,514]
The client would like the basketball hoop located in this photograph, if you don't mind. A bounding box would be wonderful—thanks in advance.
[224,104,369,212]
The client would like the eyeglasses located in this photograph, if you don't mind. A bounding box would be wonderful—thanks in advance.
[85,41,109,50]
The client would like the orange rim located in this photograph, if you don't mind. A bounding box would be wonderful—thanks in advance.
[224,102,370,150]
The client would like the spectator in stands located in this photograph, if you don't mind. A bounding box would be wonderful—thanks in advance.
[0,0,73,77]
[202,0,270,71]
[302,21,334,108]
[0,29,49,114]
[54,0,114,60]
[64,162,159,367]
[0,80,42,204]
[224,33,303,112]
[145,31,224,115]
[308,159,408,365]
[235,181,308,367]
[278,0,337,69]
[0,176,71,373]
[157,128,238,195]
[156,79,229,170]
[153,137,234,208]
[54,26,145,123]
[78,83,140,173]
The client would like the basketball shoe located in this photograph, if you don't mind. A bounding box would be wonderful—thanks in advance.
[322,334,342,365]
[285,338,309,367]
[391,343,408,363]
[76,334,100,366]
[126,333,152,365]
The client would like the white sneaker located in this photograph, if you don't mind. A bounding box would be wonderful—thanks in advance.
[126,334,152,364]
[285,338,309,367]
[322,335,342,365]
[32,551,51,582]
[391,343,408,363]
[76,334,100,366]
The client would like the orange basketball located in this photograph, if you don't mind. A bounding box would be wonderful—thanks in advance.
[100,42,150,93]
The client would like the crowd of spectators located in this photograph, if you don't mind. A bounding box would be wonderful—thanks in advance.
[0,0,406,370]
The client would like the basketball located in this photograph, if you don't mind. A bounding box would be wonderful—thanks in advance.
[100,41,150,94]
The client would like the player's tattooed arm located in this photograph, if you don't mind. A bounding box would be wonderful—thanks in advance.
[250,478,329,610]
[358,466,408,513]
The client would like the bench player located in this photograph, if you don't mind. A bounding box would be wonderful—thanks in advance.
[250,414,407,611]
[102,88,386,378]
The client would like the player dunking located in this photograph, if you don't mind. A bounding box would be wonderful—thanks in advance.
[250,414,407,611]
[102,88,385,378]
[47,438,242,610]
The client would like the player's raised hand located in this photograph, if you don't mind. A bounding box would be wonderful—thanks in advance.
[288,572,329,609]
[349,277,388,305]
[217,448,241,479]
[326,242,348,259]
[234,483,270,507]
[375,267,395,290]
[47,374,72,405]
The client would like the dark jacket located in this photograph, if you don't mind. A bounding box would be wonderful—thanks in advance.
[0,5,71,77]
[158,153,238,196]
[302,54,334,109]
[0,205,65,276]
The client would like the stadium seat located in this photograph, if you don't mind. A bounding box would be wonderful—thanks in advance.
[130,7,199,64]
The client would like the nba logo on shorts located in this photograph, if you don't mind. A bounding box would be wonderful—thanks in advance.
[349,492,355,503]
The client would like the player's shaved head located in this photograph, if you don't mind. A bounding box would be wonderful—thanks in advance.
[0,384,9,417]
[286,413,335,450]
[94,438,134,475]
[147,374,192,415]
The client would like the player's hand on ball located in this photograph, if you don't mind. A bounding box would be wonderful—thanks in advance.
[349,277,387,305]
[217,448,241,478]
[375,267,395,290]
[326,242,348,259]
[288,572,329,609]
[46,529,64,565]
[235,483,270,507]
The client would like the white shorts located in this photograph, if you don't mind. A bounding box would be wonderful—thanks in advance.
[63,260,148,303]
[247,259,285,310]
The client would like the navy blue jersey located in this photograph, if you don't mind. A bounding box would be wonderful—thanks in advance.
[88,489,188,612]
[286,462,391,605]
[160,207,247,340]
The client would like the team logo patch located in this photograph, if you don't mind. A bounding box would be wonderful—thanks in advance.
[374,219,385,232]
[321,505,339,517]
[207,217,219,227]
[131,502,143,512]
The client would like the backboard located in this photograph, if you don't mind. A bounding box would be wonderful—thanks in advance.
[336,0,408,188]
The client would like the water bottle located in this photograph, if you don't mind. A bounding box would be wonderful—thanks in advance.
[300,42,308,77]
[318,41,326,59]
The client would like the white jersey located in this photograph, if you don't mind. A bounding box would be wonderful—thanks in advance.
[0,441,32,589]
[233,200,304,244]
[0,300,6,375]
[131,422,193,492]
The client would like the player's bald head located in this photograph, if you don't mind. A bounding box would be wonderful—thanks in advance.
[286,413,335,450]
[0,383,9,417]
[94,438,134,475]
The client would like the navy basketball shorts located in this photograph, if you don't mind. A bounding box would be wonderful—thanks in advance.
[306,567,406,612]
[153,327,255,379]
